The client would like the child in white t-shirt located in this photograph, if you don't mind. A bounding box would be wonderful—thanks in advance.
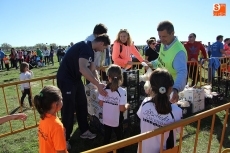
[19,62,34,108]
[98,64,129,152]
[137,68,182,153]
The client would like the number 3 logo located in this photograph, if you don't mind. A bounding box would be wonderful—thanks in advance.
[213,4,220,11]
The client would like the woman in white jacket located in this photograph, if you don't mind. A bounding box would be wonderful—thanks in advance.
[43,47,50,65]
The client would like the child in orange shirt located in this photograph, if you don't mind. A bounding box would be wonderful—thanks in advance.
[3,55,10,71]
[34,86,68,153]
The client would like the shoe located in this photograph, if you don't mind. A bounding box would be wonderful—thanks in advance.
[66,141,71,150]
[80,130,96,139]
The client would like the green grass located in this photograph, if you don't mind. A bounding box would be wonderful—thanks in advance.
[0,57,230,153]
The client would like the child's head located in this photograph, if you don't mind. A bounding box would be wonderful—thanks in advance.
[106,64,123,92]
[34,86,62,119]
[149,68,174,114]
[20,62,29,73]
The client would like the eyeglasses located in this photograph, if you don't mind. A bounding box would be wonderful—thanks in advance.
[188,36,193,38]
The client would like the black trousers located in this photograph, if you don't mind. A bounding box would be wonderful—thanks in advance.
[187,64,200,86]
[0,59,3,69]
[44,56,49,65]
[20,88,32,106]
[57,79,89,141]
[103,124,124,153]
[5,64,9,71]
[49,56,54,65]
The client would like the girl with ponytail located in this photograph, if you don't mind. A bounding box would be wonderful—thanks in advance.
[137,68,182,153]
[98,64,129,152]
[34,85,68,153]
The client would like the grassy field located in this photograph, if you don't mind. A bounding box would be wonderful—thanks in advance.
[0,57,230,153]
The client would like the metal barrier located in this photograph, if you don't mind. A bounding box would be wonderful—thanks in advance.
[83,102,230,153]
[0,75,56,138]
[0,59,230,151]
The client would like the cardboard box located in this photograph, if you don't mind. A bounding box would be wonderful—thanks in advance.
[183,88,205,103]
[192,100,205,113]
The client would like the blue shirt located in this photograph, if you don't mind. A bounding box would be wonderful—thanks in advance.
[0,50,5,59]
[211,41,223,57]
[57,41,94,83]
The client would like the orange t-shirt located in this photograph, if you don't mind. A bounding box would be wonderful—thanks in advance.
[3,57,9,64]
[38,114,67,153]
[112,41,143,69]
[224,44,230,56]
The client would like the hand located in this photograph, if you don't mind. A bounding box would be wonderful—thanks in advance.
[97,83,107,97]
[99,101,103,107]
[125,103,130,110]
[11,113,27,121]
[170,90,179,103]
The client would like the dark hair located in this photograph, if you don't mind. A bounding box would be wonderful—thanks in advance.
[34,86,62,120]
[147,39,156,45]
[150,68,174,114]
[94,34,111,46]
[157,21,174,34]
[190,33,196,38]
[228,43,230,47]
[216,35,223,41]
[224,38,230,43]
[150,37,156,40]
[106,64,123,92]
[20,62,29,73]
[93,23,108,35]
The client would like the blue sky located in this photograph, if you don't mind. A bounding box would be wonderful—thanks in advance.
[0,0,229,47]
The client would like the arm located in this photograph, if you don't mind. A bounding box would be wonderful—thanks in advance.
[98,93,105,107]
[173,51,187,92]
[119,89,129,112]
[79,58,100,86]
[112,42,126,67]
[89,62,100,82]
[0,113,27,125]
[119,104,130,112]
[19,74,24,91]
[130,45,144,62]
[220,43,225,54]
[52,127,68,153]
[199,43,207,59]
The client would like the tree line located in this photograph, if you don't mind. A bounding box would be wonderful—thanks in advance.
[1,43,60,52]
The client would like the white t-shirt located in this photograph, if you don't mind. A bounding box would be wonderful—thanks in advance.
[137,97,182,153]
[19,71,34,91]
[98,86,127,127]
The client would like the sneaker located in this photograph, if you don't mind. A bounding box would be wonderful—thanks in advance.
[80,130,96,139]
[66,141,71,150]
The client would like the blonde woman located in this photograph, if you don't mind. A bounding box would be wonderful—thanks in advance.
[112,29,146,70]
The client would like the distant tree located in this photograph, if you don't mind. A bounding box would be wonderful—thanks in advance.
[1,43,12,52]
[34,43,46,50]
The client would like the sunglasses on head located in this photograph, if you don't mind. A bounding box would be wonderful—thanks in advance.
[120,29,127,32]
